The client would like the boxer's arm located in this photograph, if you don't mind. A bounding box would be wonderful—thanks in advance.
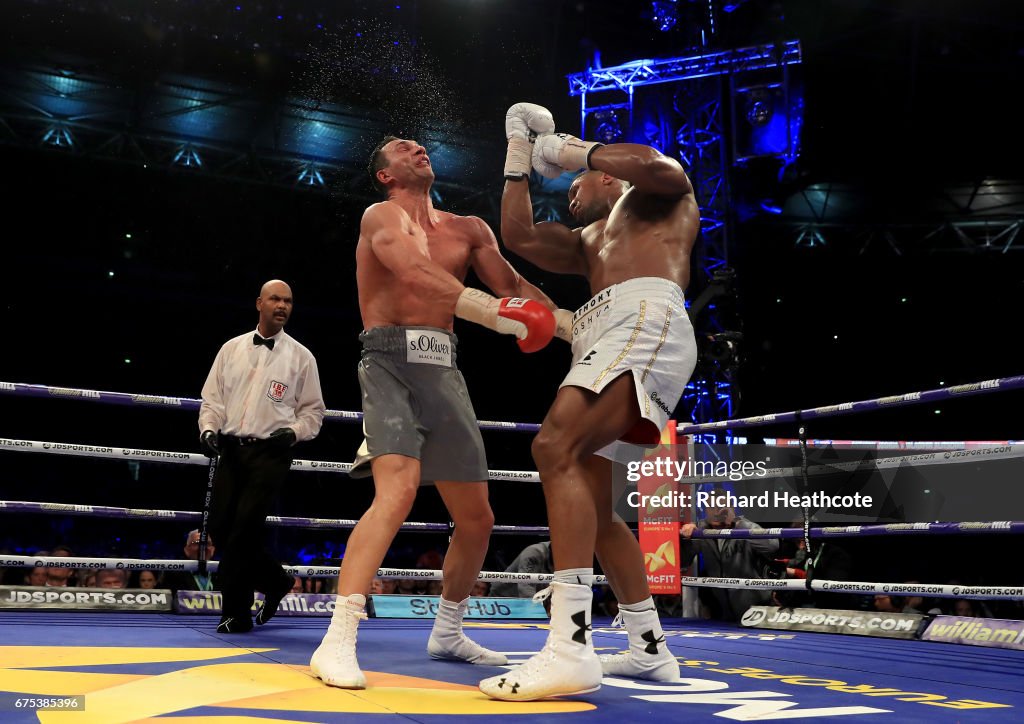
[364,204,465,309]
[501,178,587,275]
[588,143,693,198]
[467,216,556,310]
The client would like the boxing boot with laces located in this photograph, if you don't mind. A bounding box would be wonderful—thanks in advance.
[310,593,368,689]
[479,581,602,701]
[427,597,508,665]
[599,602,679,681]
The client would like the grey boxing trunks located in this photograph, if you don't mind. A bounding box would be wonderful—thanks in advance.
[350,326,488,484]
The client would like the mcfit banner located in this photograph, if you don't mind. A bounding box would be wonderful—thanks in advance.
[741,606,923,639]
[639,423,682,594]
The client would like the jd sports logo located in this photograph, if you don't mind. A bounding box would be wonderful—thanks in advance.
[641,629,665,655]
[741,608,767,625]
[571,610,591,644]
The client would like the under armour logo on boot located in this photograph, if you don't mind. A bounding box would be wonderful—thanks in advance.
[641,629,666,655]
[497,678,520,694]
[571,610,591,645]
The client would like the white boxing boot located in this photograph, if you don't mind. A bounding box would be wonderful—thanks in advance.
[310,593,368,689]
[427,597,508,665]
[599,603,680,682]
[479,581,602,701]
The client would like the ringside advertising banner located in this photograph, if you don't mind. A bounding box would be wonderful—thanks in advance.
[174,593,547,619]
[175,591,337,616]
[923,615,1024,650]
[370,595,547,620]
[741,606,923,639]
[0,586,171,611]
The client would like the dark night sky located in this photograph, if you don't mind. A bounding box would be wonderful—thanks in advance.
[1,1,1021,570]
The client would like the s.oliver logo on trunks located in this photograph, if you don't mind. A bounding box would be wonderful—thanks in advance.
[267,380,289,402]
[406,330,452,366]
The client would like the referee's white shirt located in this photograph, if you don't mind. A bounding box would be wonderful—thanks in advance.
[199,328,325,441]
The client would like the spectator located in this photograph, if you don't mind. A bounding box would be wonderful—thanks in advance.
[290,575,304,594]
[416,551,445,596]
[470,581,490,598]
[953,599,980,618]
[25,566,48,587]
[48,544,76,586]
[679,489,779,622]
[490,541,554,599]
[370,578,397,595]
[873,594,904,613]
[95,569,127,589]
[162,530,219,592]
[132,570,161,589]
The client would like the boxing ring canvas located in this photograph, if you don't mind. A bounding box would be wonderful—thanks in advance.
[1,613,1022,722]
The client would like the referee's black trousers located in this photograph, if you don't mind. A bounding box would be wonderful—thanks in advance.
[209,439,294,619]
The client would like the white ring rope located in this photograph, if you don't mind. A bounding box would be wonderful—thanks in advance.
[5,556,1017,599]
[7,437,1021,487]
[0,556,607,585]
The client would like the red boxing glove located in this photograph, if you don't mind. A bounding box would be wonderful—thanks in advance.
[498,297,556,353]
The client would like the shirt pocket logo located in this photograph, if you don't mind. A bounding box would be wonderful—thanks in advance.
[267,380,289,402]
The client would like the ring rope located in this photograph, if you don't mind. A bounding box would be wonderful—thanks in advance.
[0,382,541,433]
[0,437,541,483]
[3,500,1020,538]
[679,576,1024,600]
[3,556,1017,599]
[5,374,1023,435]
[677,375,1024,434]
[0,500,550,535]
[0,556,607,585]
[6,437,1020,487]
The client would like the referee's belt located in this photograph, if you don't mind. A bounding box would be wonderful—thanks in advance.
[220,434,271,447]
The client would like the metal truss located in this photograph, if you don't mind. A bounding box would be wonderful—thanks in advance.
[781,180,1024,254]
[567,40,801,96]
[0,60,552,221]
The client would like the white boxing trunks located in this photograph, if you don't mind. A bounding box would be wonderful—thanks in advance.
[560,277,697,460]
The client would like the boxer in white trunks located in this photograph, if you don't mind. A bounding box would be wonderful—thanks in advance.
[480,103,700,701]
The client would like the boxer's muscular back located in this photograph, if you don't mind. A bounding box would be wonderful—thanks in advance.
[356,202,474,330]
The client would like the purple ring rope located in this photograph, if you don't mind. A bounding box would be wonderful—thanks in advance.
[677,375,1024,434]
[0,500,550,535]
[4,501,1020,538]
[5,376,1021,435]
[0,382,542,432]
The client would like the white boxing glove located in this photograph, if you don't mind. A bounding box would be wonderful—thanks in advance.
[533,132,603,177]
[505,102,555,141]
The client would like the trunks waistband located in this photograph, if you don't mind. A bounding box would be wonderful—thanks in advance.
[573,277,684,324]
[360,326,459,366]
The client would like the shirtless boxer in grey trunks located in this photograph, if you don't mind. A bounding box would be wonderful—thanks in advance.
[481,104,700,700]
[311,135,561,689]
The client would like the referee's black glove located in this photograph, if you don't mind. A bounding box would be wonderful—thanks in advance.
[200,430,220,458]
[268,427,296,449]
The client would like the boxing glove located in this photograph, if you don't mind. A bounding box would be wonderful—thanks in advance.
[455,288,555,353]
[533,132,603,178]
[505,102,555,180]
[505,102,555,141]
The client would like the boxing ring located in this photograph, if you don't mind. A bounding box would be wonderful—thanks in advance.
[2,378,1024,722]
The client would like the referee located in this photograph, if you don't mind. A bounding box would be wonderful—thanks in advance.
[198,279,326,633]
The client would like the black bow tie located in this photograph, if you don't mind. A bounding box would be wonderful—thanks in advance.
[253,334,275,350]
